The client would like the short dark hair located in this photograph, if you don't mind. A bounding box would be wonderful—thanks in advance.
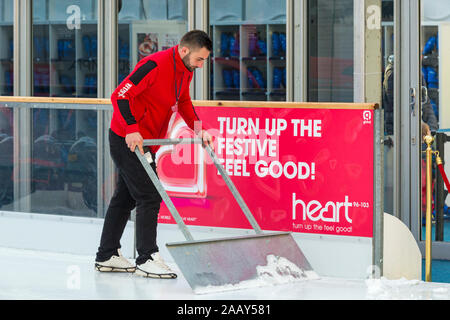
[180,30,212,52]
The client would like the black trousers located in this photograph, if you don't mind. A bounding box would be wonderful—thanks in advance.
[96,129,162,265]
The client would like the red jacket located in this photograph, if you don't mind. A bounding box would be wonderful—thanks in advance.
[110,45,200,152]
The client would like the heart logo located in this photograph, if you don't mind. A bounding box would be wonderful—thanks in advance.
[155,115,207,198]
[319,201,338,223]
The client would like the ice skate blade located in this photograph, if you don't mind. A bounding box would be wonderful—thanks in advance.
[95,264,136,273]
[135,268,178,279]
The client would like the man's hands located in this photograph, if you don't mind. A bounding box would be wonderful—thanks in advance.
[199,129,214,150]
[126,130,213,154]
[126,131,144,154]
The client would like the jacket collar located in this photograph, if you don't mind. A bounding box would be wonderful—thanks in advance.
[173,45,192,73]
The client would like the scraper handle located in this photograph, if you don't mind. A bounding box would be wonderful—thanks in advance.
[134,147,194,241]
[142,138,263,235]
[203,144,263,234]
[143,138,202,146]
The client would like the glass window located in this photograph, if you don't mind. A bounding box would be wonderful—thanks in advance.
[209,0,287,101]
[381,0,394,215]
[0,103,13,209]
[30,107,98,217]
[421,0,449,243]
[307,0,354,102]
[421,4,440,133]
[382,0,394,135]
[32,0,98,97]
[0,0,14,96]
[118,0,188,84]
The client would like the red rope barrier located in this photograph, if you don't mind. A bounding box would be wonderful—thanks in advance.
[436,156,450,191]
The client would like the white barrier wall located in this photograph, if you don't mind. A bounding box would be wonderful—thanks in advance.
[383,213,422,280]
[0,211,375,279]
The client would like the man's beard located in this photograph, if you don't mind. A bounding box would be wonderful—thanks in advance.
[182,53,196,72]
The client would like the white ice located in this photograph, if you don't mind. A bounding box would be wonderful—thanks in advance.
[1,246,450,300]
[193,254,320,295]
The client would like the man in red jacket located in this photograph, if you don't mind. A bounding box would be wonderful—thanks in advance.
[95,30,213,278]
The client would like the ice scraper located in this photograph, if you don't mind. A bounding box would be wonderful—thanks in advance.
[135,138,313,292]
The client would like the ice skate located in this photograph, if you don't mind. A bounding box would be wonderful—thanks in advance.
[135,252,177,279]
[95,249,136,273]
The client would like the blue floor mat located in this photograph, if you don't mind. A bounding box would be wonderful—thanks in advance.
[420,221,450,283]
[422,259,450,283]
[421,220,450,242]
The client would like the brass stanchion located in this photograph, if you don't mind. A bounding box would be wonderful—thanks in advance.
[423,135,434,282]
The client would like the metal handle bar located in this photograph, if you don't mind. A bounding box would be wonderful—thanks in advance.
[136,138,262,241]
[143,138,202,146]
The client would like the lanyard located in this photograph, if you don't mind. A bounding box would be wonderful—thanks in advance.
[173,48,184,111]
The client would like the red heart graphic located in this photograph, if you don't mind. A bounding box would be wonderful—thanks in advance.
[329,159,337,170]
[344,163,363,180]
[254,175,281,201]
[156,116,207,198]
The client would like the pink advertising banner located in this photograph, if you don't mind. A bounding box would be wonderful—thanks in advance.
[155,105,375,238]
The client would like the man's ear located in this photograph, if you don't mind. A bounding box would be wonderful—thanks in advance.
[179,46,190,58]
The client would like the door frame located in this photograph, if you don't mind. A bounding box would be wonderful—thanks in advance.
[400,0,450,259]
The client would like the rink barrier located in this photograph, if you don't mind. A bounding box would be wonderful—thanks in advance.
[0,96,387,279]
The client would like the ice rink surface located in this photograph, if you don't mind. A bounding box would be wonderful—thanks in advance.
[1,246,450,300]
